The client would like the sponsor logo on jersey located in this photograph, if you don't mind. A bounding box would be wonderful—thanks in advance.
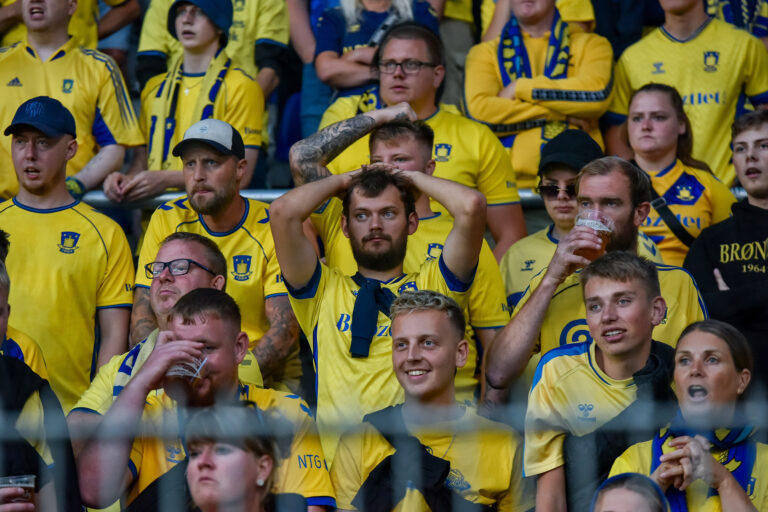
[232,255,252,281]
[577,403,596,422]
[704,51,719,72]
[681,91,724,105]
[434,143,452,162]
[62,79,74,94]
[6,77,21,87]
[651,62,665,74]
[58,231,80,254]
[521,259,535,271]
[166,440,185,463]
[446,469,471,491]
[233,0,245,11]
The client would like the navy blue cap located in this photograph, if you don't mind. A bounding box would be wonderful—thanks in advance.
[538,129,603,175]
[168,0,233,45]
[4,96,76,138]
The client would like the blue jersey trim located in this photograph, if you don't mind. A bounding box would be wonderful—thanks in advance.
[127,460,138,479]
[264,292,288,300]
[546,224,558,244]
[530,341,591,391]
[255,38,288,48]
[1,337,23,361]
[180,71,206,77]
[422,107,441,122]
[12,197,78,213]
[472,324,504,330]
[286,260,322,299]
[507,291,525,310]
[312,325,319,397]
[438,253,474,293]
[307,497,337,507]
[586,346,611,386]
[137,50,167,59]
[199,197,249,236]
[96,303,132,310]
[749,90,768,106]
[93,107,118,146]
[244,144,261,149]
[651,159,677,178]
[313,198,331,215]
[134,284,150,289]
[488,200,522,206]
[655,263,709,319]
[418,211,442,221]
[68,407,101,416]
[660,16,713,43]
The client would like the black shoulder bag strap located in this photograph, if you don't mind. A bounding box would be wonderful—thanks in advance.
[650,188,696,247]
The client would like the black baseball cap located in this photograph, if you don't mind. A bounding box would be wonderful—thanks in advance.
[538,130,603,176]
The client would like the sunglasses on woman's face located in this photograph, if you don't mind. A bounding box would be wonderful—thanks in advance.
[537,184,577,200]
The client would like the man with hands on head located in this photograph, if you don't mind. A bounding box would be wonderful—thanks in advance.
[291,101,509,403]
[76,288,335,511]
[271,109,486,462]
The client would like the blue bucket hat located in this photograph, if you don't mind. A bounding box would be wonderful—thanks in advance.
[4,96,76,138]
[167,0,233,45]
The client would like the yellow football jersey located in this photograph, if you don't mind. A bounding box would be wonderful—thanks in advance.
[331,406,534,511]
[0,0,123,49]
[2,325,48,380]
[500,225,663,310]
[611,436,768,511]
[137,0,289,76]
[136,197,298,387]
[481,0,596,35]
[607,18,768,186]
[70,330,264,416]
[0,37,142,199]
[0,199,134,412]
[310,200,508,403]
[126,383,335,508]
[524,341,637,476]
[15,389,54,466]
[464,29,613,188]
[320,101,521,209]
[287,258,472,464]
[139,56,263,172]
[642,160,736,266]
[514,262,706,357]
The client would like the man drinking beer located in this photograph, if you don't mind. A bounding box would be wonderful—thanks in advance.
[484,157,707,394]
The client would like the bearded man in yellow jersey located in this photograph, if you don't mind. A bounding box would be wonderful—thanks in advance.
[0,0,142,200]
[292,103,509,404]
[464,0,613,189]
[331,290,534,511]
[0,97,134,412]
[604,0,768,186]
[318,22,526,260]
[524,252,676,511]
[133,119,301,391]
[272,105,486,463]
[104,0,263,203]
[77,288,335,511]
[486,157,706,398]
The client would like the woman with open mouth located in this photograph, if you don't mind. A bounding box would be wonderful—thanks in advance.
[608,319,767,511]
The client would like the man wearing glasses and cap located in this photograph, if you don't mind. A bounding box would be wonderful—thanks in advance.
[0,96,134,413]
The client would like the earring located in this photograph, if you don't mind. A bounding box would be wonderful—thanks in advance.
[256,479,265,487]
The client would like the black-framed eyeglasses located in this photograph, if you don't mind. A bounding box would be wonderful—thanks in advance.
[537,184,577,200]
[377,59,437,75]
[144,258,216,279]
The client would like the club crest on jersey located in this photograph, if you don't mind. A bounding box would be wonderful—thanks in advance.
[675,185,695,202]
[232,255,252,281]
[703,51,719,72]
[578,403,596,422]
[58,231,80,254]
[233,0,245,10]
[426,242,443,261]
[434,143,452,162]
[165,440,185,463]
[62,79,74,94]
[398,281,418,294]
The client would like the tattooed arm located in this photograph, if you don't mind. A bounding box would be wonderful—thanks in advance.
[289,101,418,186]
[252,295,300,379]
[129,286,156,347]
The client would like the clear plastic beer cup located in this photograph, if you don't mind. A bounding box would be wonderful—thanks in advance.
[0,475,35,504]
[574,209,614,261]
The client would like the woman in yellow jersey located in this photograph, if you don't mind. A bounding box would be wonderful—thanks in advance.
[186,406,305,512]
[628,83,736,266]
[610,319,768,511]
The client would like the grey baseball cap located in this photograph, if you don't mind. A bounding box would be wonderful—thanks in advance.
[172,119,245,160]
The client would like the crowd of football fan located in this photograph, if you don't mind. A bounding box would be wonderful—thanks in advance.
[0,0,767,510]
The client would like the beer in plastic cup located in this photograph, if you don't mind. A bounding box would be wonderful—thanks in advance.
[0,475,35,504]
[574,209,614,261]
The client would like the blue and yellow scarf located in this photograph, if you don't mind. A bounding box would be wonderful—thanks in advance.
[650,409,756,512]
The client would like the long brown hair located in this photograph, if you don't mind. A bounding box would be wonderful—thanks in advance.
[628,83,712,173]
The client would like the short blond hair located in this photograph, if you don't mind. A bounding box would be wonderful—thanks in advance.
[390,290,465,338]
